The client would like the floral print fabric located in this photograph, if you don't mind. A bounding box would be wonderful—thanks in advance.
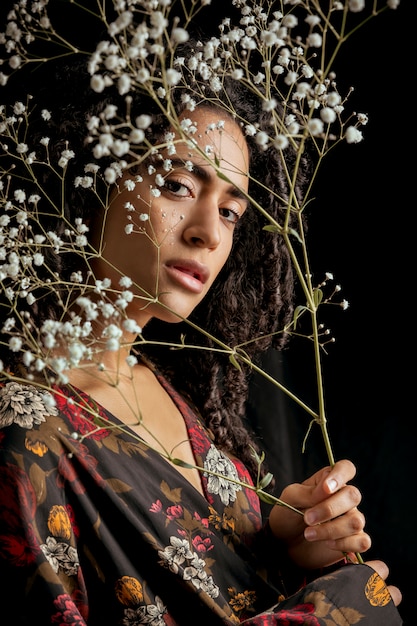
[0,378,402,625]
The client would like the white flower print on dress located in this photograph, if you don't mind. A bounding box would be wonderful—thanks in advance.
[0,382,57,429]
[159,536,220,599]
[204,445,242,506]
[122,595,167,625]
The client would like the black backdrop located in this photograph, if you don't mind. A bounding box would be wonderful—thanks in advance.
[242,2,414,624]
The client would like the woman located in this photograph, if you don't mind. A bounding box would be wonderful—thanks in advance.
[0,31,402,626]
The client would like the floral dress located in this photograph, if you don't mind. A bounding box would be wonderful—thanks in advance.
[0,375,402,625]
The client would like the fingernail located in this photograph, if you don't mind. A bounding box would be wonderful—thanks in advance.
[304,511,318,525]
[327,478,338,493]
[304,527,317,540]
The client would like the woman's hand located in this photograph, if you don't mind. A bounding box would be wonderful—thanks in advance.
[268,459,370,570]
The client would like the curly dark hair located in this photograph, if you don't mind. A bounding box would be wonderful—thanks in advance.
[0,39,312,482]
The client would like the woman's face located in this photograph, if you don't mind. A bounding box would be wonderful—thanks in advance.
[90,107,249,328]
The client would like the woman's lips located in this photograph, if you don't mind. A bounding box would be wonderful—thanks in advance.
[165,260,209,294]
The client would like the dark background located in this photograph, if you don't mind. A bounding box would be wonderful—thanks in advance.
[1,1,413,623]
[242,2,414,624]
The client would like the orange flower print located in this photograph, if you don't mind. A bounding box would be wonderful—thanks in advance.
[229,588,257,612]
[25,437,48,457]
[47,505,72,540]
[365,571,392,607]
[115,576,144,606]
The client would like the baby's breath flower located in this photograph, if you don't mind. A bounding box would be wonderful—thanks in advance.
[14,189,26,203]
[9,336,22,352]
[106,338,120,351]
[122,318,142,334]
[91,74,106,93]
[74,176,93,188]
[357,113,368,125]
[137,68,150,84]
[262,98,277,112]
[71,271,84,283]
[307,33,322,48]
[348,0,365,11]
[104,167,118,184]
[320,107,337,124]
[308,118,324,136]
[23,351,35,367]
[33,253,44,266]
[75,235,88,247]
[345,126,363,144]
[119,276,132,288]
[58,149,75,168]
[166,68,182,86]
[172,28,189,44]
[9,55,22,70]
[16,142,28,154]
[112,139,130,157]
[129,128,145,144]
[126,354,138,367]
[273,135,289,150]
[255,131,269,147]
[231,69,244,80]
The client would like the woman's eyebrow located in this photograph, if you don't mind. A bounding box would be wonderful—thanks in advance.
[160,158,249,207]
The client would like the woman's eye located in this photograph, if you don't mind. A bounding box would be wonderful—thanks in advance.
[220,207,240,224]
[164,179,191,197]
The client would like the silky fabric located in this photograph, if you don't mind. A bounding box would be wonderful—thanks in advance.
[0,372,402,625]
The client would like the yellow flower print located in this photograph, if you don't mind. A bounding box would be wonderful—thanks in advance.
[115,576,144,606]
[25,437,48,457]
[47,505,71,540]
[365,571,392,607]
[228,587,256,612]
[208,505,235,532]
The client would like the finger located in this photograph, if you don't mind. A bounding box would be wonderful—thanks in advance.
[304,508,367,543]
[325,531,372,555]
[387,585,402,607]
[298,460,357,510]
[365,559,389,579]
[304,484,362,526]
[316,459,357,497]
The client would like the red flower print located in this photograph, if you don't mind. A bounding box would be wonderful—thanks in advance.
[65,504,80,539]
[56,442,101,494]
[52,389,110,442]
[150,499,163,513]
[166,505,183,519]
[193,511,210,528]
[72,587,89,621]
[187,424,210,456]
[0,524,40,566]
[243,484,261,517]
[51,594,87,625]
[0,464,37,521]
[192,534,213,554]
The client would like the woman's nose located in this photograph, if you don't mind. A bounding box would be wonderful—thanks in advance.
[182,200,221,249]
